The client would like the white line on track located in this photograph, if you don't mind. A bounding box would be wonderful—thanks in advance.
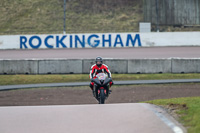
[141,104,185,133]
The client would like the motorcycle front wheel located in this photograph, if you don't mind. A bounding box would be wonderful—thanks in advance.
[99,89,105,104]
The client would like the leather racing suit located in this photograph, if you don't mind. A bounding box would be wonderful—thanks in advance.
[89,64,113,90]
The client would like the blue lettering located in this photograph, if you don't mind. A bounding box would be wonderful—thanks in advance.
[29,36,42,49]
[75,35,85,48]
[70,35,73,48]
[56,36,67,48]
[102,34,112,47]
[114,34,124,47]
[19,34,142,49]
[44,35,54,48]
[20,36,28,49]
[87,34,100,48]
[126,34,142,47]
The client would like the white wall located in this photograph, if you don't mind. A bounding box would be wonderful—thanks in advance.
[140,32,200,47]
[0,32,200,49]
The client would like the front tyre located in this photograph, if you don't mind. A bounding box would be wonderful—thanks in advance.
[99,89,105,104]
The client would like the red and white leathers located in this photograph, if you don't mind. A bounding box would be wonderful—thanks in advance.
[89,64,113,90]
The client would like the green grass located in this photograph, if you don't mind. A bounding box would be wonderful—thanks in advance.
[145,97,200,133]
[0,73,200,85]
[1,0,199,34]
[0,0,143,34]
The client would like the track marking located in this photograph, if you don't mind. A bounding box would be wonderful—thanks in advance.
[141,104,184,133]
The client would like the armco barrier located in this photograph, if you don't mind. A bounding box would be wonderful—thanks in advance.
[0,60,38,74]
[0,59,200,74]
[128,59,171,74]
[172,58,200,73]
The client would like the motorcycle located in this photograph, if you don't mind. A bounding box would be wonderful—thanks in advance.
[91,73,112,104]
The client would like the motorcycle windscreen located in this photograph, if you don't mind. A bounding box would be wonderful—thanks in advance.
[96,73,107,80]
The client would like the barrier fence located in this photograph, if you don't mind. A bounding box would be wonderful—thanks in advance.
[0,58,200,74]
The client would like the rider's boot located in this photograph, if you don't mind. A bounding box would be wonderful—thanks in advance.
[90,83,96,97]
[90,83,93,90]
[108,81,113,95]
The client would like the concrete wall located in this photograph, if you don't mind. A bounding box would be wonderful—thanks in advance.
[38,59,82,74]
[0,60,4,74]
[172,58,200,73]
[0,59,200,74]
[82,59,94,74]
[1,32,200,49]
[128,59,171,74]
[104,59,128,74]
[0,60,38,74]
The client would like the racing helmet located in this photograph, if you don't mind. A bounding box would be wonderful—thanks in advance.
[96,57,103,67]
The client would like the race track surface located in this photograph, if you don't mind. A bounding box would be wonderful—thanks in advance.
[0,46,197,133]
[1,79,200,91]
[0,47,200,59]
[1,83,200,106]
[0,103,185,133]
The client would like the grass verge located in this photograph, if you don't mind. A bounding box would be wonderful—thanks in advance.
[0,73,200,85]
[0,0,143,34]
[145,97,200,133]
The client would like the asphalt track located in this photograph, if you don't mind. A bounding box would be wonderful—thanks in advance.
[0,47,200,59]
[0,103,185,133]
[1,79,200,91]
[0,46,196,133]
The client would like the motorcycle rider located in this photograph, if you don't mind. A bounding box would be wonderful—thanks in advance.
[89,57,113,94]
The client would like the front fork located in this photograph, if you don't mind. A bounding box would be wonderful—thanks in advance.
[94,85,110,99]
